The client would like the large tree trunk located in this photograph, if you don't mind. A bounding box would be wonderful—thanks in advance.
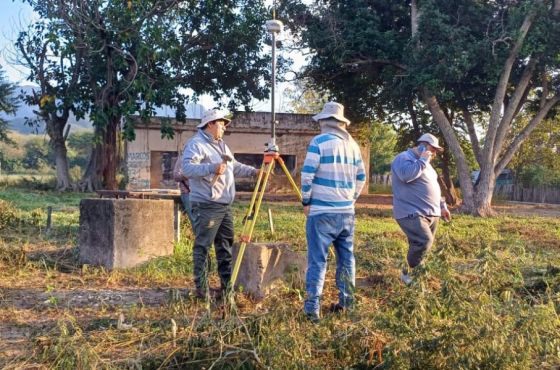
[79,130,104,192]
[421,92,475,210]
[46,118,72,191]
[439,152,458,206]
[102,117,120,190]
[79,118,120,191]
[473,176,497,217]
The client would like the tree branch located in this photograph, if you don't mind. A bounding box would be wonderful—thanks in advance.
[493,56,538,163]
[341,58,407,72]
[483,5,539,164]
[461,107,482,165]
[421,89,475,204]
[495,95,560,175]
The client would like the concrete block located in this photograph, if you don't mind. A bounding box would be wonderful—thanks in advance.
[233,242,307,300]
[79,198,174,269]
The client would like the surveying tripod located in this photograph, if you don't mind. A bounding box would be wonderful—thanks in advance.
[228,15,303,288]
[230,148,302,287]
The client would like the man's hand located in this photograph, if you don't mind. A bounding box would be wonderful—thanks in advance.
[420,150,432,162]
[303,205,310,217]
[441,208,451,222]
[215,162,227,175]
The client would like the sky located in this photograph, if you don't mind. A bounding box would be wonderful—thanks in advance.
[0,0,35,84]
[0,0,307,114]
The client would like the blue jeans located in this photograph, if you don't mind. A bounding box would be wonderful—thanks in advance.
[304,213,356,316]
[180,194,194,225]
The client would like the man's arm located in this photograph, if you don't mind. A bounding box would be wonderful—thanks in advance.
[232,159,259,178]
[182,142,216,178]
[354,149,367,199]
[301,139,320,207]
[440,198,452,221]
[392,154,429,183]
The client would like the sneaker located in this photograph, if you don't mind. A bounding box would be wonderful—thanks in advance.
[400,272,413,286]
[328,303,346,314]
[304,311,320,324]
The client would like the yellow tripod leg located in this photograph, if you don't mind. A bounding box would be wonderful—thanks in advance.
[277,157,302,201]
[240,161,267,237]
[231,160,275,287]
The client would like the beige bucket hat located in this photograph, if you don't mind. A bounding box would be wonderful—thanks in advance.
[197,109,231,128]
[312,102,351,125]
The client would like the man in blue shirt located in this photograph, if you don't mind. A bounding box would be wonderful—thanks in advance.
[182,109,259,299]
[301,102,366,323]
[391,133,451,285]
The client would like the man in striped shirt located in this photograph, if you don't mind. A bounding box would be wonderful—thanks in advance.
[301,102,366,323]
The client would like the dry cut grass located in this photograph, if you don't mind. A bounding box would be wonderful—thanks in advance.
[0,189,559,369]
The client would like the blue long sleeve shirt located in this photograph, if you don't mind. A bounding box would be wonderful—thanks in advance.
[391,149,442,219]
[301,132,366,216]
[182,130,257,204]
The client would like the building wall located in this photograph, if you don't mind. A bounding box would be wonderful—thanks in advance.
[125,113,370,193]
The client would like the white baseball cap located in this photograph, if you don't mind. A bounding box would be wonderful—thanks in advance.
[197,109,231,128]
[312,102,351,125]
[417,133,444,152]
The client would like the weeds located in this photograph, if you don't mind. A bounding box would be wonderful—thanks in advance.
[0,189,559,369]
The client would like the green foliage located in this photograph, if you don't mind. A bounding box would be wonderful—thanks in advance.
[518,165,560,187]
[0,67,18,145]
[22,137,52,170]
[282,0,560,212]
[284,78,329,114]
[370,121,397,174]
[510,117,560,187]
[66,131,93,168]
[21,0,273,188]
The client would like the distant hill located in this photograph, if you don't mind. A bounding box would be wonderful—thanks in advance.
[0,85,92,134]
[1,85,205,135]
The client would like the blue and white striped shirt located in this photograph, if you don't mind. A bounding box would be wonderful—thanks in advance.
[301,132,366,216]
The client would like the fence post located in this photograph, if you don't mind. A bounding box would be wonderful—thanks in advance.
[45,206,52,234]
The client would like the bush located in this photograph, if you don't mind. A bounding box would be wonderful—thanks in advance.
[518,165,560,187]
[0,199,20,228]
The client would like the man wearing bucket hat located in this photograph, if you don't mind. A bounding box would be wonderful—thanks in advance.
[301,102,367,323]
[391,133,451,286]
[182,109,259,299]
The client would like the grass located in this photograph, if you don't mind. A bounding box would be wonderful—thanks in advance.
[0,188,559,369]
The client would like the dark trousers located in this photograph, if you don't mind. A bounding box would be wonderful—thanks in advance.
[397,215,438,269]
[190,201,234,291]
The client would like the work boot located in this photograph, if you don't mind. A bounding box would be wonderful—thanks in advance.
[328,303,346,314]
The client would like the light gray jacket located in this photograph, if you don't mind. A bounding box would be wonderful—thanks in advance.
[182,130,257,205]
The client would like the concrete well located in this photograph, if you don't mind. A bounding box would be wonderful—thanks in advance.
[79,198,174,269]
[233,242,307,300]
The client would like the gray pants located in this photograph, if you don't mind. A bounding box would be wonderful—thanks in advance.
[190,201,234,292]
[397,215,438,269]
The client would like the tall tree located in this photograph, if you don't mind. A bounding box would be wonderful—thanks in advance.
[16,15,87,190]
[0,66,18,145]
[22,0,270,191]
[283,0,560,216]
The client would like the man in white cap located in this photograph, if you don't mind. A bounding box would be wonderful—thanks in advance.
[301,101,366,323]
[182,109,259,299]
[391,133,451,286]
